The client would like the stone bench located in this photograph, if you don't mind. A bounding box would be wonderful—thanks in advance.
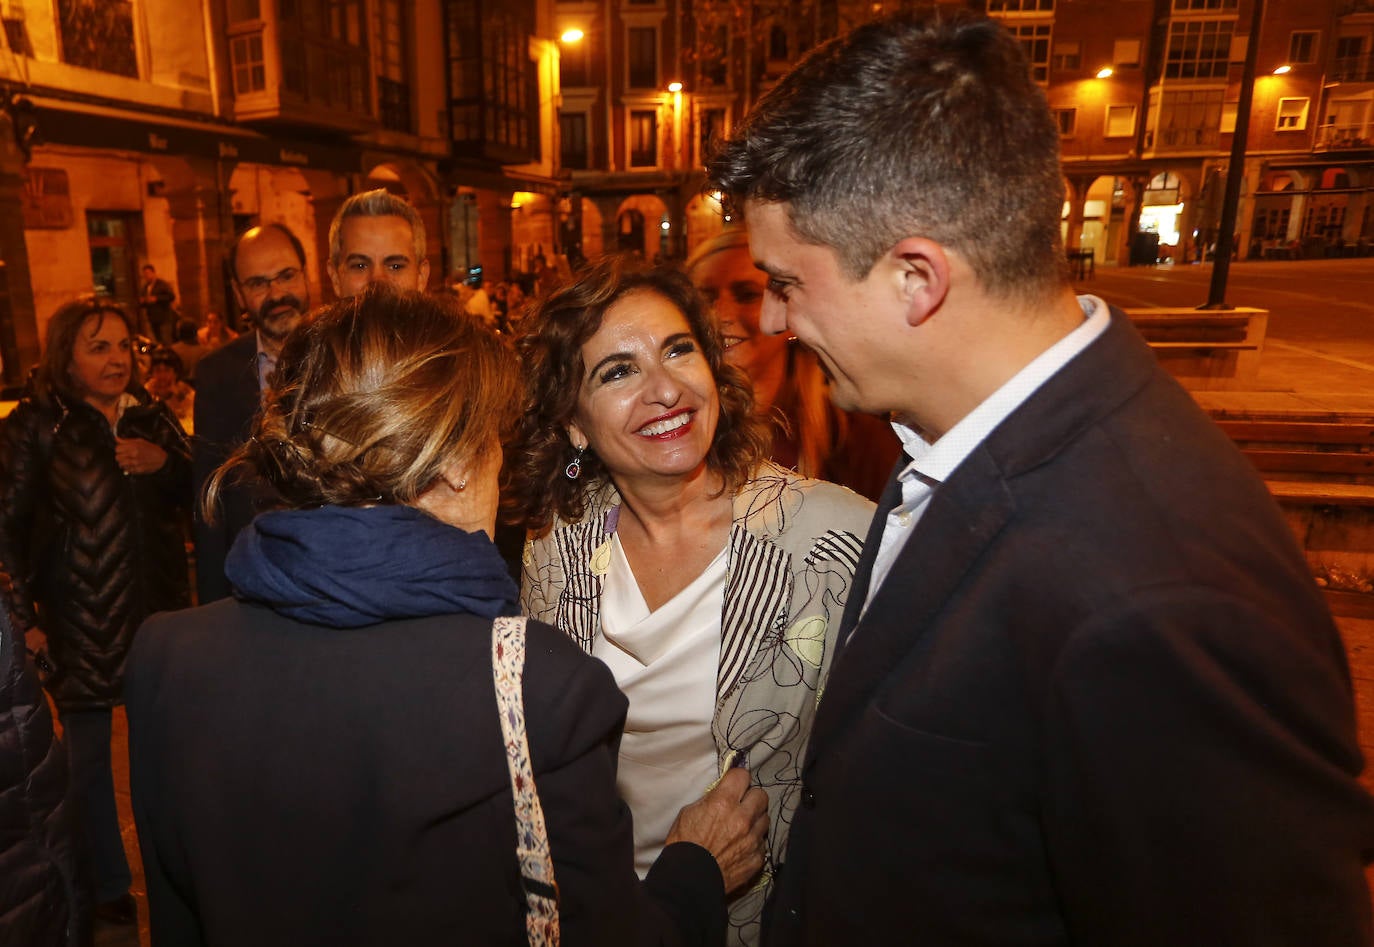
[1126,307,1268,390]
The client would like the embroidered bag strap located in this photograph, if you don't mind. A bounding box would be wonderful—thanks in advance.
[492,615,561,946]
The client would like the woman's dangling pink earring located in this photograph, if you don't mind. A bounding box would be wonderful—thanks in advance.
[565,446,585,480]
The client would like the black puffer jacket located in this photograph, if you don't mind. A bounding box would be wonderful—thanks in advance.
[0,599,88,944]
[0,387,191,710]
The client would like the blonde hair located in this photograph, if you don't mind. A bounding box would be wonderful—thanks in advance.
[204,285,518,518]
[685,229,842,480]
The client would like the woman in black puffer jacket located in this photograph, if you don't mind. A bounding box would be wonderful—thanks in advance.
[0,298,190,925]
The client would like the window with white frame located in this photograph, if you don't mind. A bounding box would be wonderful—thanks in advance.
[1164,19,1234,80]
[629,109,658,168]
[628,27,657,89]
[231,33,266,93]
[1159,88,1224,147]
[698,24,727,87]
[1288,31,1318,65]
[376,0,410,132]
[698,107,726,165]
[1052,41,1080,71]
[58,0,137,76]
[1105,104,1137,137]
[560,111,589,169]
[1112,38,1141,68]
[987,0,1054,11]
[1276,97,1309,131]
[560,32,592,87]
[1003,22,1052,82]
[1333,36,1366,82]
[1171,0,1236,10]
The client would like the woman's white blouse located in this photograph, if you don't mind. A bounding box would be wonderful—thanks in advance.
[594,533,725,876]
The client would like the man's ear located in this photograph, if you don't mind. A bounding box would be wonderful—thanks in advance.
[230,281,247,312]
[326,261,343,298]
[891,237,951,328]
[417,257,431,292]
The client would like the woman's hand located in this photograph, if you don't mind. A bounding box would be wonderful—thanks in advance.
[114,437,168,476]
[24,625,48,657]
[664,767,770,895]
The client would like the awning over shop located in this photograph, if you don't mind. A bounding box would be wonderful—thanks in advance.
[25,95,362,173]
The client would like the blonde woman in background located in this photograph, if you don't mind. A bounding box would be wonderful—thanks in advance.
[686,228,900,501]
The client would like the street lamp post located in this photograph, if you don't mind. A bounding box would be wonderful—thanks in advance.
[1202,0,1264,309]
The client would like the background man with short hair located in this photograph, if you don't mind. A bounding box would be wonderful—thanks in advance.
[326,188,430,299]
[139,264,176,346]
[193,223,310,603]
[710,10,1374,945]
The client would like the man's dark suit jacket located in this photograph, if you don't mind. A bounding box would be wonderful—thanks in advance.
[192,333,261,604]
[766,307,1374,946]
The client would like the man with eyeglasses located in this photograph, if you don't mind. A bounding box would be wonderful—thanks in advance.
[193,223,311,603]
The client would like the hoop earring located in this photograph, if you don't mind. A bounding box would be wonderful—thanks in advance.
[564,447,585,480]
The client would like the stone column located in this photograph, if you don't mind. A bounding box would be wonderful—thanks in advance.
[164,157,235,324]
[1116,175,1148,267]
[1063,176,1088,254]
[0,113,40,384]
[312,194,346,301]
[591,194,620,260]
[477,188,514,282]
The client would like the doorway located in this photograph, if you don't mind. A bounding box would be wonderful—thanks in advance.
[86,212,144,309]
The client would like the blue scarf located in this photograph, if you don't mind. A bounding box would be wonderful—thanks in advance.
[226,505,519,628]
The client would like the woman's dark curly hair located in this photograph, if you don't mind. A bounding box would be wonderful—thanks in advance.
[203,285,519,519]
[505,255,770,532]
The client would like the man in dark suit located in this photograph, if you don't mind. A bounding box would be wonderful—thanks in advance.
[709,10,1374,946]
[193,224,310,603]
[139,264,176,346]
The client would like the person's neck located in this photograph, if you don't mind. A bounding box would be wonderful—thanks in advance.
[610,465,735,609]
[905,285,1086,441]
[84,392,122,427]
[257,330,285,359]
[611,465,732,544]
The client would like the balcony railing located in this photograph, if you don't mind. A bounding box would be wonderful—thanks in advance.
[1316,123,1373,150]
[1155,125,1221,149]
[1331,54,1374,84]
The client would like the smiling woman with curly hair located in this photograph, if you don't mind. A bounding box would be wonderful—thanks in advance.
[507,255,875,947]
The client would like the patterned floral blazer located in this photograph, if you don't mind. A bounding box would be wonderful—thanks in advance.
[521,462,875,946]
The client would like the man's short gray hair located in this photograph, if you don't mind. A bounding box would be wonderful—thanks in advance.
[328,188,426,268]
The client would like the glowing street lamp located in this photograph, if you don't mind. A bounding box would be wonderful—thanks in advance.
[1096,66,1114,79]
[560,28,584,43]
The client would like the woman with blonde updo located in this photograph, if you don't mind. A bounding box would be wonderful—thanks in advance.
[125,286,766,946]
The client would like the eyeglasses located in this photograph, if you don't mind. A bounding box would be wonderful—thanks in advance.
[240,267,302,296]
